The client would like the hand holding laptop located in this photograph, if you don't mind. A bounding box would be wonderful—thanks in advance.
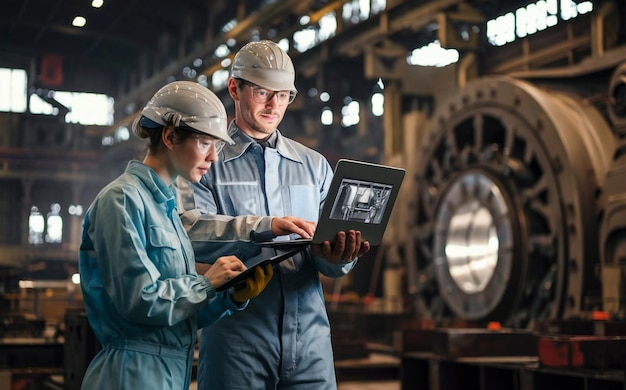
[236,159,404,272]
[257,159,406,248]
[311,229,370,264]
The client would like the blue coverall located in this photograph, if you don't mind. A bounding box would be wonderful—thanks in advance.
[178,125,358,389]
[79,161,245,390]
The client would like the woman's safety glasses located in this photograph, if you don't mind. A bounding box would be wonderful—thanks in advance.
[193,135,225,155]
[241,80,296,105]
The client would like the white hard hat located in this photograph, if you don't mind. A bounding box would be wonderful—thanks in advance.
[231,40,297,94]
[133,81,234,144]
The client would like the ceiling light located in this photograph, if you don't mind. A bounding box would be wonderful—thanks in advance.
[92,0,104,8]
[72,16,87,27]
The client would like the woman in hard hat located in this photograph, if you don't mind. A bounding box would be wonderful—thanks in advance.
[78,81,309,390]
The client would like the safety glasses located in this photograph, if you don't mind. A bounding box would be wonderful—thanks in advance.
[241,80,296,105]
[193,135,225,155]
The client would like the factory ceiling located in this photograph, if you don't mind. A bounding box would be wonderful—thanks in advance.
[1,0,251,93]
[1,0,530,105]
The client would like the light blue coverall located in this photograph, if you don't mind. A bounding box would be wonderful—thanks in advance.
[79,161,246,390]
[178,125,358,389]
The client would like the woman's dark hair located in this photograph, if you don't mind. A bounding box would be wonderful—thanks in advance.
[134,117,198,155]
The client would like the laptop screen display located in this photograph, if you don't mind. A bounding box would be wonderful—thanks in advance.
[329,179,393,225]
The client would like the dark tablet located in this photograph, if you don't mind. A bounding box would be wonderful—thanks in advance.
[257,238,312,249]
[215,246,306,292]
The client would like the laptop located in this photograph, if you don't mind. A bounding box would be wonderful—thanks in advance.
[259,158,405,248]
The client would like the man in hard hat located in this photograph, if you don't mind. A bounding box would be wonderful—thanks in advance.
[178,41,370,389]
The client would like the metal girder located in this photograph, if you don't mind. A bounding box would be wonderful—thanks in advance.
[296,0,466,78]
[0,148,103,182]
[109,0,468,133]
[113,0,309,115]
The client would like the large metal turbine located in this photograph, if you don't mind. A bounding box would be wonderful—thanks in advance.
[412,76,615,327]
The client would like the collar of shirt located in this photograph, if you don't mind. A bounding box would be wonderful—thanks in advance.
[221,123,303,164]
[255,131,277,149]
[126,160,176,211]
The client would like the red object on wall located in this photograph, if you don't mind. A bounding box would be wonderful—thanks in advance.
[40,54,63,86]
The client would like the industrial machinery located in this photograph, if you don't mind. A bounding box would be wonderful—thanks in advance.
[367,3,626,387]
[396,3,626,331]
[408,69,613,327]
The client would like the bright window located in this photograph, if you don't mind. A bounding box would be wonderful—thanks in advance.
[28,206,45,245]
[408,41,459,67]
[321,107,333,126]
[29,91,114,126]
[45,203,63,244]
[341,99,360,127]
[0,68,27,113]
[487,0,592,47]
[371,93,384,117]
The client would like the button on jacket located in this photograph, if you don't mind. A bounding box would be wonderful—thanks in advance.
[179,124,358,389]
[79,160,244,390]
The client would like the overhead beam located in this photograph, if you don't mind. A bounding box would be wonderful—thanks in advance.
[113,0,306,114]
[108,0,466,134]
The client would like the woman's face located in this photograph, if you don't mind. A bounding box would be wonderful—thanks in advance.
[171,131,224,183]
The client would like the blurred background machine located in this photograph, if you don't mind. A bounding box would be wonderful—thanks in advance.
[1,0,626,389]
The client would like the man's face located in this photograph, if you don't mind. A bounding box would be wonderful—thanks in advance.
[229,78,291,139]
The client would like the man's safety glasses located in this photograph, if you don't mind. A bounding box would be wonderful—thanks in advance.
[240,80,296,105]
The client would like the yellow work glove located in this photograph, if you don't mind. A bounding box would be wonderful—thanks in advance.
[232,264,274,302]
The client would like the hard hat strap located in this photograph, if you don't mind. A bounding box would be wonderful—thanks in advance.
[162,111,183,128]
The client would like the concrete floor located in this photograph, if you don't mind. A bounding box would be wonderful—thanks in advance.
[189,353,401,389]
[189,381,400,390]
[338,380,400,389]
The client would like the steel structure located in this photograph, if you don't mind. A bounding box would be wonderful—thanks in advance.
[401,1,626,329]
